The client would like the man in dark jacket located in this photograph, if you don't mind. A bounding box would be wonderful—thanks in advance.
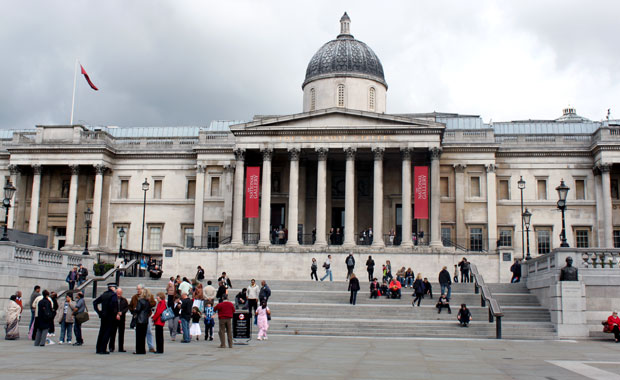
[438,266,452,301]
[510,259,522,283]
[423,278,433,299]
[93,283,119,354]
[366,256,375,282]
[458,257,471,283]
[109,287,129,352]
[180,292,193,343]
[345,253,355,280]
[259,280,271,304]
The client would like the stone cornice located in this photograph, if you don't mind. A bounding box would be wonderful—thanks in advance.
[496,150,592,158]
[442,146,498,153]
[232,128,444,137]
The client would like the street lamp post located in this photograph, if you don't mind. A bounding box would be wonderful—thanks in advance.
[140,178,149,257]
[1,180,16,241]
[83,207,93,255]
[518,176,526,259]
[118,226,125,259]
[523,208,532,260]
[556,180,570,248]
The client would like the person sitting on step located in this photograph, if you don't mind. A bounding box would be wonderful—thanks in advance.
[606,310,620,343]
[370,278,380,299]
[436,293,451,314]
[457,304,472,327]
[423,278,433,299]
[388,278,402,299]
[379,280,389,297]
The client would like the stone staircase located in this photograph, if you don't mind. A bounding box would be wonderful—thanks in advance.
[98,276,555,340]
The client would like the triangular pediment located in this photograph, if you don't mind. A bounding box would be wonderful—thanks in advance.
[229,108,444,135]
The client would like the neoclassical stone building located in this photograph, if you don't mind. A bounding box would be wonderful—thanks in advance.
[1,14,619,272]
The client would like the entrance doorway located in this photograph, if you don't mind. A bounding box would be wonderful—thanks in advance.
[331,207,344,229]
[54,227,66,250]
[270,204,286,229]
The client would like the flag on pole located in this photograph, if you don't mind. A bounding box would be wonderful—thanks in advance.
[80,64,98,91]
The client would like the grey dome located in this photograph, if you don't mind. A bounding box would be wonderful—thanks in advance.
[303,14,387,89]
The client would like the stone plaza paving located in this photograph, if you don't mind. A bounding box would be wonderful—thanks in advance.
[2,325,620,380]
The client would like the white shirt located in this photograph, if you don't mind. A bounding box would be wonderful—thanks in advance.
[247,284,259,300]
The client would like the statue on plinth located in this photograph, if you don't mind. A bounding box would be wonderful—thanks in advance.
[560,257,579,281]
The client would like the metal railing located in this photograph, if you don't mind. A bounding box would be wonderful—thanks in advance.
[57,259,138,299]
[470,263,504,339]
[242,233,259,245]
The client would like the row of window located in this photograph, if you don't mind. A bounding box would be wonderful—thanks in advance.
[114,224,221,250]
[308,85,376,111]
[118,177,221,199]
[439,176,587,200]
[441,226,598,253]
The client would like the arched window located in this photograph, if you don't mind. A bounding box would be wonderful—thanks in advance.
[337,84,345,107]
[310,88,316,111]
[369,87,376,111]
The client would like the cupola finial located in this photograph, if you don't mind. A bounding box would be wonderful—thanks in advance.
[339,12,351,36]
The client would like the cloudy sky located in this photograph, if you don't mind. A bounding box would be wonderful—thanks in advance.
[1,1,618,130]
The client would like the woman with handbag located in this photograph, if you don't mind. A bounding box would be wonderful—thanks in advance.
[134,289,152,354]
[57,295,75,344]
[72,292,86,346]
[152,292,167,353]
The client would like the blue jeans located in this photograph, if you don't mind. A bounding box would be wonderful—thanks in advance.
[60,320,73,342]
[320,269,333,281]
[180,318,191,342]
[146,318,154,349]
[440,284,452,301]
[406,277,414,287]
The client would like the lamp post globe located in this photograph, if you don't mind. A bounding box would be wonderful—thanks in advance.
[82,207,93,255]
[118,226,125,259]
[140,178,149,257]
[1,180,16,242]
[518,176,526,259]
[523,208,532,260]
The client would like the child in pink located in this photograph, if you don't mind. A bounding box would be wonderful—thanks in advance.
[256,301,271,341]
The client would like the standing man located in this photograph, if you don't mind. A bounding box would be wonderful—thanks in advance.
[178,277,192,296]
[109,287,128,353]
[218,272,233,288]
[510,259,522,283]
[247,279,259,318]
[166,277,176,306]
[29,285,41,336]
[180,292,193,343]
[345,253,355,280]
[259,280,271,304]
[66,266,78,290]
[458,257,471,283]
[213,294,235,348]
[366,255,375,282]
[438,266,452,301]
[93,283,119,354]
[77,264,88,286]
[203,280,217,304]
[320,254,333,282]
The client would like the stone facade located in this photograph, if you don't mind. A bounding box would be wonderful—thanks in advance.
[1,15,619,277]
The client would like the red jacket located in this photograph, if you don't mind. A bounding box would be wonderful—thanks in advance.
[607,315,620,328]
[214,301,235,319]
[389,280,402,291]
[152,300,167,326]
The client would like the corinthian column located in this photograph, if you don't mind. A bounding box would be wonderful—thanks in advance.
[343,147,356,247]
[315,148,328,247]
[454,163,467,248]
[258,149,273,246]
[193,164,206,247]
[286,148,300,246]
[29,165,42,234]
[600,164,613,248]
[486,163,497,252]
[91,164,107,247]
[231,149,245,246]
[429,147,443,248]
[65,165,79,246]
[371,147,385,247]
[401,149,413,247]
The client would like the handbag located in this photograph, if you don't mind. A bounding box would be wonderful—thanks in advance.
[130,315,137,329]
[75,303,89,324]
[160,307,174,322]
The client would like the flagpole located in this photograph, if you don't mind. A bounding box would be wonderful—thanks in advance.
[70,59,78,125]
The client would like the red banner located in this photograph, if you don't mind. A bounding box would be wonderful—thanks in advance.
[245,167,260,218]
[414,166,429,219]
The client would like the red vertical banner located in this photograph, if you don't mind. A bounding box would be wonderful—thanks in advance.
[414,166,429,219]
[245,167,260,218]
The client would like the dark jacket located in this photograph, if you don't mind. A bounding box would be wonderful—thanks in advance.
[217,276,232,288]
[93,289,119,321]
[458,260,471,272]
[511,262,522,277]
[439,269,452,285]
[259,285,271,302]
[36,297,54,330]
[135,298,151,324]
[348,277,360,292]
[118,296,129,321]
[413,279,425,294]
[345,255,355,268]
[366,258,375,270]
[423,281,433,293]
[180,297,193,320]
[458,307,472,321]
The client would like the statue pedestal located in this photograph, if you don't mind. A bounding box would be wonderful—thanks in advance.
[550,281,589,338]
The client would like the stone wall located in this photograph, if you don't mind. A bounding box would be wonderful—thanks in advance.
[163,247,514,283]
[0,242,94,320]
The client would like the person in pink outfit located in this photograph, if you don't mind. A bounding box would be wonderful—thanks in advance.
[256,300,271,341]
